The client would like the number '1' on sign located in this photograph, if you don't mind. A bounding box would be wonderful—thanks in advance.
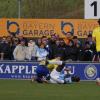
[85,0,100,19]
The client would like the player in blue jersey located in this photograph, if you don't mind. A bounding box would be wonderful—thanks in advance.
[32,59,74,84]
[35,64,50,83]
[31,60,50,83]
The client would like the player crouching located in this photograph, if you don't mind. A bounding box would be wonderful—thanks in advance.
[31,60,50,83]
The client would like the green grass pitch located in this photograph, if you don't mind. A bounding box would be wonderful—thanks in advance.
[0,80,100,100]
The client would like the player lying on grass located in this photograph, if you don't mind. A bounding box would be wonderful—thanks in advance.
[31,54,63,83]
[50,64,73,84]
[31,59,75,84]
[49,61,80,83]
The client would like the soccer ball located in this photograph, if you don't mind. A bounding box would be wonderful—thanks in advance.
[96,78,100,85]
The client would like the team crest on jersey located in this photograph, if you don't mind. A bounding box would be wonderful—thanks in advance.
[84,64,97,79]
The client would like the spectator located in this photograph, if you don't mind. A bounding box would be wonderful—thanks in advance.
[72,36,81,48]
[65,40,79,61]
[36,38,42,47]
[17,34,28,46]
[0,37,11,60]
[85,34,96,52]
[26,40,38,60]
[13,39,27,61]
[36,43,48,61]
[64,32,73,45]
[41,36,48,44]
[56,39,66,60]
[41,36,52,59]
[48,34,58,59]
[10,37,19,60]
[83,41,94,61]
[72,36,82,61]
[6,36,14,60]
[6,36,13,46]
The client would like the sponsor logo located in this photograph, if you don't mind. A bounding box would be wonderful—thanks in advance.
[84,64,97,79]
[61,21,74,35]
[0,64,37,74]
[0,63,37,79]
[7,20,20,36]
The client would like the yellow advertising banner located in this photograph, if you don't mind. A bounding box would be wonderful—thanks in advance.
[0,19,98,38]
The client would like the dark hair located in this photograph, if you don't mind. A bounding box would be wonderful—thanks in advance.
[98,19,100,25]
[88,34,92,37]
[72,76,80,82]
[73,36,77,39]
[20,39,25,42]
[85,41,90,45]
[55,54,62,58]
[41,36,47,39]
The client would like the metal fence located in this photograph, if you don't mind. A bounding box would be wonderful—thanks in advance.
[0,0,84,18]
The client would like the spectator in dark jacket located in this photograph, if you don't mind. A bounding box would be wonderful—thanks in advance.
[65,40,79,61]
[56,39,66,60]
[83,41,94,61]
[48,34,58,59]
[85,34,96,53]
[0,37,11,60]
[72,36,82,61]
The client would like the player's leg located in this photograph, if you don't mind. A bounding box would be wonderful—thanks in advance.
[65,77,72,83]
[97,52,100,61]
[50,69,64,84]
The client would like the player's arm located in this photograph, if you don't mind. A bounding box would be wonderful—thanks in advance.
[92,28,96,43]
[92,36,96,43]
[48,60,63,65]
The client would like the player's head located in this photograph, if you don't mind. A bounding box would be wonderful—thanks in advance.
[64,66,71,71]
[55,54,63,60]
[39,60,46,65]
[39,59,49,66]
[97,19,100,26]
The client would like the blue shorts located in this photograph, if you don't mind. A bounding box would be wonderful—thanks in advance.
[36,65,49,83]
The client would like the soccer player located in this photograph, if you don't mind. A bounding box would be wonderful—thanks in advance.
[31,59,63,83]
[47,54,62,72]
[32,60,50,83]
[62,67,73,83]
[50,65,73,84]
[50,62,66,84]
[92,19,100,61]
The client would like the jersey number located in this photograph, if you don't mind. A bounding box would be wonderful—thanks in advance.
[91,1,97,16]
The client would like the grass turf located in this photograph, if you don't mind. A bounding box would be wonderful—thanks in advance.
[0,80,100,100]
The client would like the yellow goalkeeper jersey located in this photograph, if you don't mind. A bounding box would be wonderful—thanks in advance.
[47,59,59,71]
[92,27,100,52]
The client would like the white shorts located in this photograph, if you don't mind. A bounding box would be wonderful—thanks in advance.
[50,69,64,84]
[65,77,72,83]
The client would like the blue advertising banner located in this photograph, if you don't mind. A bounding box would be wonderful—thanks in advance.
[0,62,38,79]
[0,62,100,80]
[66,63,100,80]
